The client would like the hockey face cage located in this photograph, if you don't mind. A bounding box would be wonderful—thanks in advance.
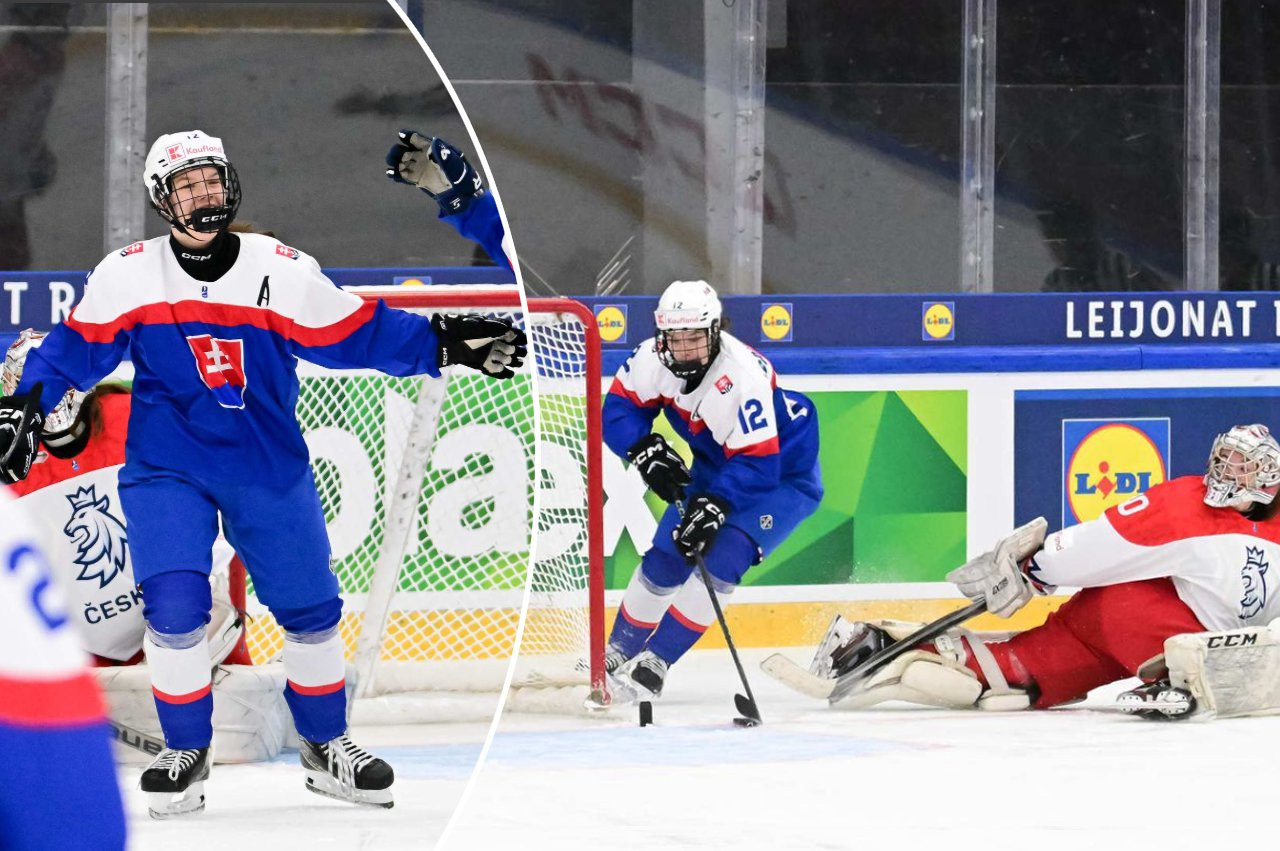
[1204,425,1280,509]
[149,158,242,234]
[2,329,87,452]
[655,323,721,381]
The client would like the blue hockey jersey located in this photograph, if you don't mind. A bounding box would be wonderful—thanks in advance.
[604,332,822,509]
[16,233,449,487]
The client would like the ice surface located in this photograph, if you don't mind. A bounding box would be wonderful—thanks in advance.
[447,647,1280,850]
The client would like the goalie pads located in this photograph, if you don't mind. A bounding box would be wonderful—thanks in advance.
[812,615,1030,711]
[947,516,1049,618]
[98,663,293,764]
[1159,622,1280,720]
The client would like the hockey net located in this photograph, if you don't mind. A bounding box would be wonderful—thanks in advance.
[236,286,604,716]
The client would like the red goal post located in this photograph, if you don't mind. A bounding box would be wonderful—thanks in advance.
[237,285,606,711]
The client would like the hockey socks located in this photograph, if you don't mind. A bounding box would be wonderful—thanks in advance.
[646,571,735,665]
[282,623,347,743]
[144,625,213,749]
[609,568,679,660]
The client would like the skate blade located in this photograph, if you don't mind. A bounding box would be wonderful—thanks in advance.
[304,771,394,809]
[146,782,206,820]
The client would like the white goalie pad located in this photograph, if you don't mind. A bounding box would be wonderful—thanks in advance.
[97,663,295,764]
[207,564,245,666]
[1165,621,1280,719]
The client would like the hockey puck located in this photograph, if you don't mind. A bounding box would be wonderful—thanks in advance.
[639,701,653,727]
[733,716,760,728]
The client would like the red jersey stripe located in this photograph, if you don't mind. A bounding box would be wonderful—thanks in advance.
[724,436,780,459]
[66,299,377,348]
[286,678,346,696]
[0,673,106,727]
[152,683,212,704]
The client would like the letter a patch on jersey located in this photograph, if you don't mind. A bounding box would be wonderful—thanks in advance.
[186,334,248,409]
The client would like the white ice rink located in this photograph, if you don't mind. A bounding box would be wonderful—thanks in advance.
[117,647,1280,850]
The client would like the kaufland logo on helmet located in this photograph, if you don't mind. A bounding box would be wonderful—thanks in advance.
[166,140,223,161]
[1061,418,1170,526]
[166,144,185,161]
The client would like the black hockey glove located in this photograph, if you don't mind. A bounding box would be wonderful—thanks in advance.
[0,383,44,484]
[385,131,486,215]
[673,493,732,561]
[431,314,527,379]
[626,433,691,504]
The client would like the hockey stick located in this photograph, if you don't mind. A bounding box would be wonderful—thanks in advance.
[676,498,762,727]
[109,720,167,757]
[760,599,988,703]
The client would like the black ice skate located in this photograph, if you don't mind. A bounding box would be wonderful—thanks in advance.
[604,643,630,675]
[1116,681,1195,720]
[301,733,395,808]
[628,651,668,698]
[140,746,210,819]
[825,619,892,679]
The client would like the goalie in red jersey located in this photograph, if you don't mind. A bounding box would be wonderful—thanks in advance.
[1,330,294,764]
[789,424,1280,720]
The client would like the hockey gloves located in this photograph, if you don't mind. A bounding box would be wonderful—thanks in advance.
[947,516,1049,618]
[627,433,691,504]
[386,131,486,216]
[431,314,527,379]
[673,493,731,561]
[0,383,44,484]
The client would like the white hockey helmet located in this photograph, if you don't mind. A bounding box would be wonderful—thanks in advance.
[1204,424,1280,510]
[653,280,723,379]
[2,329,88,455]
[143,130,241,234]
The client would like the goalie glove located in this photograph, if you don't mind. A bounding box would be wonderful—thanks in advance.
[385,131,486,215]
[431,314,527,379]
[673,493,731,561]
[0,383,44,484]
[626,433,691,504]
[946,516,1048,618]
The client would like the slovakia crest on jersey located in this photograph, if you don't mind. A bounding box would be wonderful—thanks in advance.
[275,244,300,260]
[715,375,734,394]
[187,334,248,409]
[64,485,129,589]
[119,241,144,257]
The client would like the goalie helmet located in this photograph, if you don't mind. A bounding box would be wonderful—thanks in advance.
[2,329,89,456]
[1203,424,1280,510]
[654,280,722,380]
[143,130,241,234]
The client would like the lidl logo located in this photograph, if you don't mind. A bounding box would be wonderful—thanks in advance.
[392,276,433,286]
[761,303,793,342]
[596,305,627,343]
[1062,418,1170,526]
[922,302,955,341]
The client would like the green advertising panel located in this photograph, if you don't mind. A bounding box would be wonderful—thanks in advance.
[605,389,967,589]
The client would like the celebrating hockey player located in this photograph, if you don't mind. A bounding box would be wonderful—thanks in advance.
[797,424,1280,721]
[603,280,822,698]
[0,487,126,850]
[0,129,526,818]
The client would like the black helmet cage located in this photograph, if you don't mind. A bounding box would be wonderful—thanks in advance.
[656,319,722,381]
[150,157,241,234]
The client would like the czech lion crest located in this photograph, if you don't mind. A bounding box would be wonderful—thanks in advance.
[1240,546,1270,620]
[63,485,129,589]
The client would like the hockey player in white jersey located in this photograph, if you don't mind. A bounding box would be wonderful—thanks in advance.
[0,129,526,818]
[0,487,126,849]
[798,424,1280,720]
[603,280,822,698]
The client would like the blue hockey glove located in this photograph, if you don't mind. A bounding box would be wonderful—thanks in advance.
[385,131,486,215]
[0,383,44,484]
[673,493,731,561]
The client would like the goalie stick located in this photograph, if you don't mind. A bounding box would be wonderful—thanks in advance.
[676,498,762,728]
[761,599,988,704]
[109,720,167,757]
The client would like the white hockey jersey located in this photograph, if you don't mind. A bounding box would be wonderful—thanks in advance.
[1031,475,1280,630]
[604,332,822,505]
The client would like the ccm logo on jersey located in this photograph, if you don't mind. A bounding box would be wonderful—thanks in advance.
[186,334,248,409]
[275,244,300,260]
[715,375,733,394]
[119,241,145,257]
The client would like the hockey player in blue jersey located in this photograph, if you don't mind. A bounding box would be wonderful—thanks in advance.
[603,280,823,698]
[0,129,526,818]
